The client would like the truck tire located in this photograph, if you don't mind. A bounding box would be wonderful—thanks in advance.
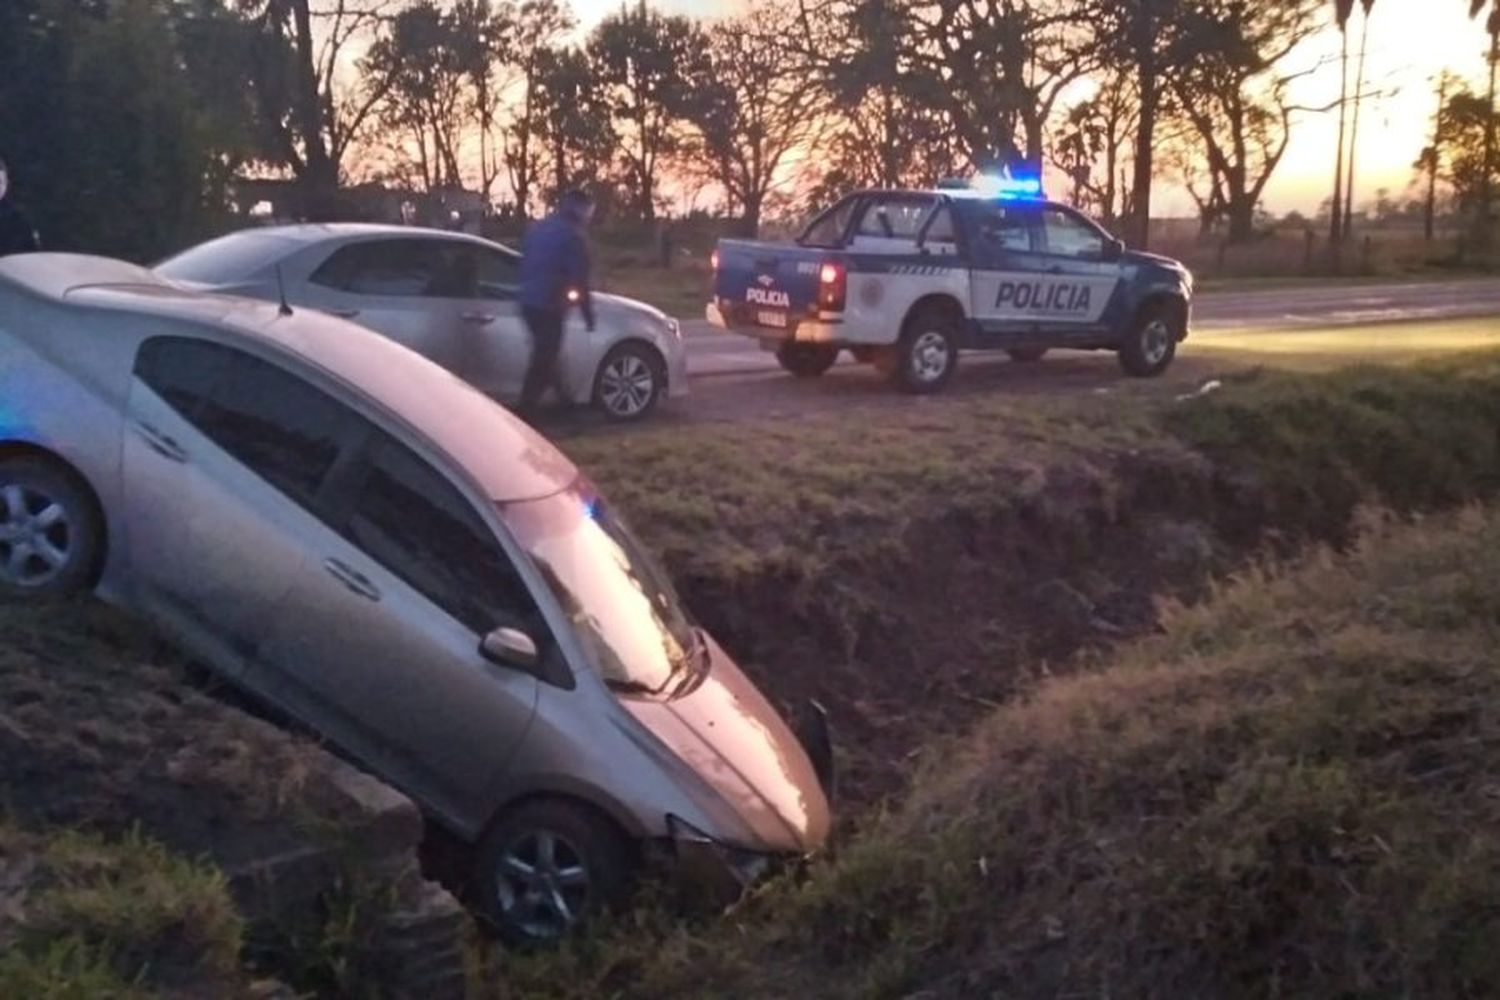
[1118,303,1180,377]
[893,308,960,394]
[776,342,839,378]
[1007,346,1048,363]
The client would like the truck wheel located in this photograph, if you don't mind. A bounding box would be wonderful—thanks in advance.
[894,309,959,394]
[776,342,839,378]
[1119,304,1180,377]
[1007,347,1048,363]
[472,799,634,946]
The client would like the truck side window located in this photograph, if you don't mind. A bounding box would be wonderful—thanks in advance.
[1041,207,1106,259]
[799,197,859,248]
[854,197,933,241]
[973,204,1036,253]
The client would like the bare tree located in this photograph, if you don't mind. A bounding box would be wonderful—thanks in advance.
[240,0,402,216]
[1051,73,1139,227]
[1169,0,1324,242]
[684,5,823,236]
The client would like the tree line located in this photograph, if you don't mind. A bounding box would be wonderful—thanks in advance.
[1,0,1496,263]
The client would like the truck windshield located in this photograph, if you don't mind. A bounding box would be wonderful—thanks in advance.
[500,487,703,699]
[798,196,859,248]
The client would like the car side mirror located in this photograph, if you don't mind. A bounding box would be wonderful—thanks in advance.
[1103,238,1125,262]
[481,627,540,671]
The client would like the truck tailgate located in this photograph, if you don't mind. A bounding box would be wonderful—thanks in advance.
[713,240,828,333]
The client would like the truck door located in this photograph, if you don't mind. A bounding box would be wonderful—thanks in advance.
[965,201,1048,336]
[1032,205,1123,335]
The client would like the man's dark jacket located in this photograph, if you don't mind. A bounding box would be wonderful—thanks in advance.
[0,200,39,257]
[518,206,594,325]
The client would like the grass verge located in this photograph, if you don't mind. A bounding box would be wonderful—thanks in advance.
[495,504,1500,999]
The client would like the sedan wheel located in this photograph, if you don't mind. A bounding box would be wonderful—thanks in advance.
[593,344,664,422]
[0,458,101,598]
[474,800,633,946]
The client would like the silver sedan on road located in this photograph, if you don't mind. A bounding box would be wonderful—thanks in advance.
[155,224,687,421]
[0,253,829,943]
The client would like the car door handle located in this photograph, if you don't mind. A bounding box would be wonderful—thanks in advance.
[323,558,381,602]
[328,308,361,319]
[461,311,497,325]
[133,421,186,463]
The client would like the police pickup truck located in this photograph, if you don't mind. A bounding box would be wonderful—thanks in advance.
[706,177,1193,393]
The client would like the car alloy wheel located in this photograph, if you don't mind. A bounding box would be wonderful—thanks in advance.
[493,829,592,942]
[594,346,662,421]
[0,480,76,591]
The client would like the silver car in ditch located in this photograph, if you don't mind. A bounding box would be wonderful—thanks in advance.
[0,253,829,943]
[154,224,687,421]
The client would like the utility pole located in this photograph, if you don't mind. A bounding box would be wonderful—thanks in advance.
[1343,2,1374,243]
[1483,13,1499,252]
[1330,3,1353,250]
[1424,73,1449,243]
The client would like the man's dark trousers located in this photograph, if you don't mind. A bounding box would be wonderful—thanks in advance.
[520,306,564,411]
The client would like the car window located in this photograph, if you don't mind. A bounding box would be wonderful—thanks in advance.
[195,351,364,504]
[799,196,859,248]
[473,247,519,300]
[310,239,464,297]
[154,232,299,282]
[1041,207,1106,258]
[855,197,935,240]
[134,337,233,419]
[923,206,958,245]
[343,433,540,635]
[971,203,1037,253]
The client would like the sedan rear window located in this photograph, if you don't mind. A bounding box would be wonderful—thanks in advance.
[155,232,299,284]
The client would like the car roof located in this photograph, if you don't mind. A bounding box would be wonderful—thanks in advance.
[225,222,507,246]
[0,254,575,502]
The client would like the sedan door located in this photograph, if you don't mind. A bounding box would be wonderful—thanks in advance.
[121,337,363,671]
[449,242,532,400]
[255,426,549,832]
[298,238,469,372]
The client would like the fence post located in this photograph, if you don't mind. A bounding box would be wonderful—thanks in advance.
[1304,229,1315,272]
[1361,236,1373,274]
[1215,239,1228,273]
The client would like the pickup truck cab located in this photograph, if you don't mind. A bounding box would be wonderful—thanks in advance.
[706,178,1193,393]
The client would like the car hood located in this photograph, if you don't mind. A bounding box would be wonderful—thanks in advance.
[593,291,670,326]
[1122,249,1189,273]
[621,635,830,854]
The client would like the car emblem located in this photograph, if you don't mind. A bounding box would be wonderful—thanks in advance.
[757,274,774,287]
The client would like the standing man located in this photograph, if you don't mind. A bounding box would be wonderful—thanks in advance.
[517,189,597,415]
[0,157,41,257]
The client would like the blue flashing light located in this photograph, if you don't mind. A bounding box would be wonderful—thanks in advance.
[972,174,1043,199]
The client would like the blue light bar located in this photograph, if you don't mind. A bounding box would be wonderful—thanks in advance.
[971,174,1043,199]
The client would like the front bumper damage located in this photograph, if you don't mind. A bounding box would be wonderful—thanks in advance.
[650,699,835,908]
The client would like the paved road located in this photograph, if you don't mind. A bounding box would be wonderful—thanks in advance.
[683,278,1500,377]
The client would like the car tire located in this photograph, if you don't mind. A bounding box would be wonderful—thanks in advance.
[592,342,665,422]
[1118,303,1180,377]
[0,457,103,599]
[472,799,635,947]
[776,342,839,378]
[1007,346,1048,363]
[893,308,960,394]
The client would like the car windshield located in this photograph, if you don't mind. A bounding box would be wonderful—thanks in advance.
[501,485,703,698]
[155,232,299,283]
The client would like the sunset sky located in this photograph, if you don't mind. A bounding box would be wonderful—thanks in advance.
[570,0,1496,218]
